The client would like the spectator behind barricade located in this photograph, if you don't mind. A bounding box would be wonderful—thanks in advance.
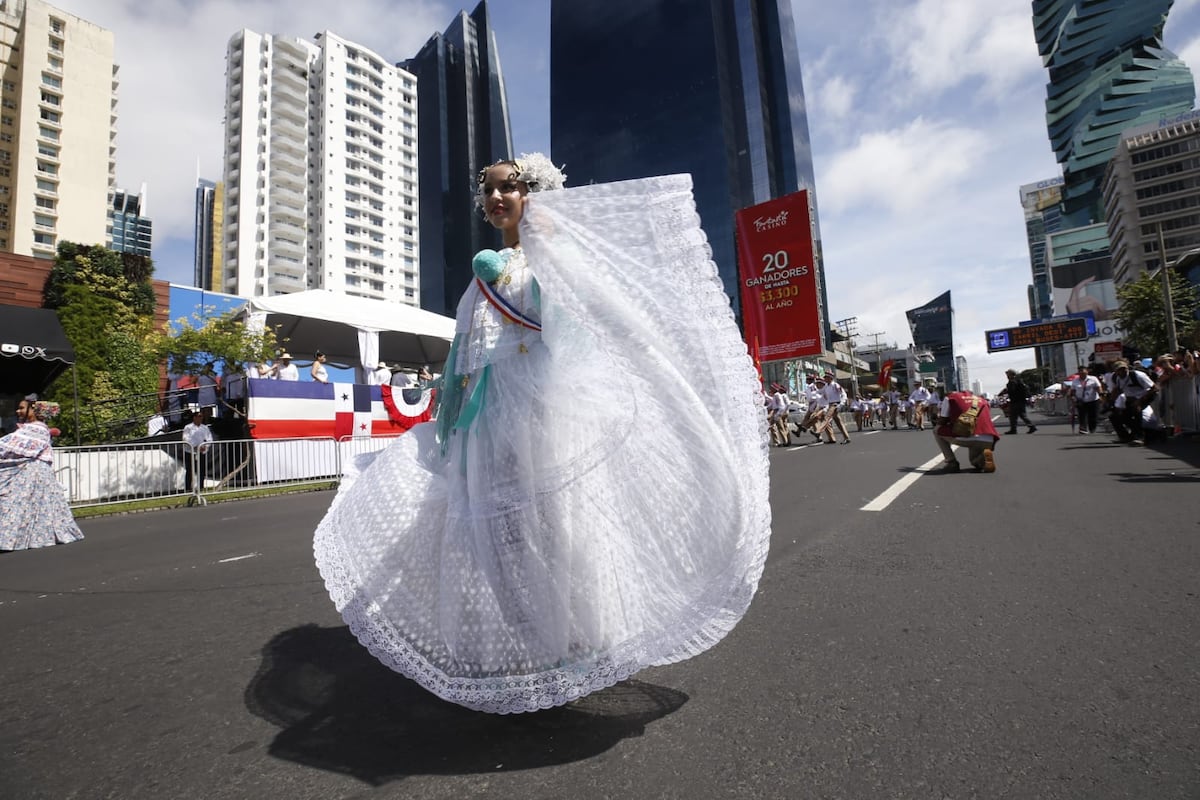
[418,364,434,385]
[257,359,277,379]
[930,390,1000,474]
[1105,360,1157,445]
[147,407,168,437]
[177,370,199,411]
[222,363,248,419]
[275,353,299,381]
[311,350,330,383]
[181,410,213,492]
[372,361,392,386]
[197,361,220,419]
[1070,365,1104,435]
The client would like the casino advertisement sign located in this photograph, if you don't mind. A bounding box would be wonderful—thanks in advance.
[734,190,824,361]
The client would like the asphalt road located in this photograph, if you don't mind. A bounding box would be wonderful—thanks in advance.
[2,412,1198,799]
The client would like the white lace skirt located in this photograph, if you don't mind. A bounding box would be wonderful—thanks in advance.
[314,175,771,713]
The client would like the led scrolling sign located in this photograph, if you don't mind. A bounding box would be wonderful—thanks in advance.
[985,318,1090,353]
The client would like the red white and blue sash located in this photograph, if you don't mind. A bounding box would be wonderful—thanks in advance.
[475,277,541,332]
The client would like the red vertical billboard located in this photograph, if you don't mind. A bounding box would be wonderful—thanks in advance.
[735,190,824,362]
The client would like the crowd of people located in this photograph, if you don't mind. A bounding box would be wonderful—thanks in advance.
[765,375,951,447]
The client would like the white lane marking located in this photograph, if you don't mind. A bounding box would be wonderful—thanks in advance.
[217,553,260,563]
[864,430,880,436]
[861,450,953,512]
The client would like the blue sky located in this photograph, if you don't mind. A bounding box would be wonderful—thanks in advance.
[85,0,1200,392]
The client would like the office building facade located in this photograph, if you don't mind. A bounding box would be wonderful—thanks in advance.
[403,0,513,317]
[1034,0,1194,228]
[0,0,116,257]
[1103,110,1200,286]
[222,30,420,304]
[1020,177,1066,376]
[108,185,150,257]
[905,291,956,391]
[549,0,828,337]
[194,178,223,290]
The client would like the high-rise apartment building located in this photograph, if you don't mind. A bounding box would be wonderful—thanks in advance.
[194,178,223,290]
[108,185,150,257]
[1103,110,1200,286]
[549,0,829,337]
[1033,0,1193,227]
[403,0,512,317]
[222,30,420,304]
[0,0,116,257]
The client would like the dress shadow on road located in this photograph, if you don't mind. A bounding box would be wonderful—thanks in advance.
[243,623,689,786]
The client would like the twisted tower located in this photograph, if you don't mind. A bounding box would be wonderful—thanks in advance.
[1034,0,1194,227]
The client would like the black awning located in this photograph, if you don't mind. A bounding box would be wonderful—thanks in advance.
[0,304,76,395]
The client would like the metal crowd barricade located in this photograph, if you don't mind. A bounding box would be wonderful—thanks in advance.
[54,439,194,509]
[1165,373,1200,433]
[55,434,412,509]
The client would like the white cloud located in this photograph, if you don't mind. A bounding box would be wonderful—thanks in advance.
[87,0,450,241]
[880,0,1042,100]
[818,117,989,215]
[814,74,856,121]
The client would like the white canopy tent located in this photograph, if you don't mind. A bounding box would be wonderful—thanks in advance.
[236,291,456,383]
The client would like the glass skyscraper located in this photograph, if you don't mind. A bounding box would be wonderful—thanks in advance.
[1034,0,1194,227]
[906,291,956,391]
[403,0,513,316]
[109,187,152,258]
[549,0,827,333]
[194,178,223,290]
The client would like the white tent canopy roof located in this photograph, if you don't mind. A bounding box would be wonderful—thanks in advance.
[236,290,455,376]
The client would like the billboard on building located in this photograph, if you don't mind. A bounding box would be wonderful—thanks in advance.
[734,190,824,362]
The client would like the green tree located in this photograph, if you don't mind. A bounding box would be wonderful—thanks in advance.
[1113,269,1200,357]
[144,308,282,379]
[41,242,159,443]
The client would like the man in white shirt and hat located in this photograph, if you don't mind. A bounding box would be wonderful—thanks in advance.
[275,353,299,382]
[372,361,393,386]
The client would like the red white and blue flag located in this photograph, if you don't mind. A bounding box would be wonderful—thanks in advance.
[246,378,434,440]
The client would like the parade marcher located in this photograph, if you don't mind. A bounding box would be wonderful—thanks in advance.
[0,395,84,551]
[885,386,902,429]
[797,375,823,436]
[1003,369,1037,434]
[926,386,941,427]
[767,383,791,446]
[312,154,771,714]
[908,383,931,430]
[930,390,1000,474]
[818,372,851,444]
[1105,360,1156,444]
[1070,365,1103,434]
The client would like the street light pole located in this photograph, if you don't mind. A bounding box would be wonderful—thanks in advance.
[835,316,859,397]
[1157,222,1180,353]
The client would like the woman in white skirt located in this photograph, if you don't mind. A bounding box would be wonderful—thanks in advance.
[314,154,771,713]
[0,395,84,552]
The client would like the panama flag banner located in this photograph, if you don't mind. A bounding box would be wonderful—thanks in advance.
[333,383,373,439]
[246,378,431,440]
[734,190,824,362]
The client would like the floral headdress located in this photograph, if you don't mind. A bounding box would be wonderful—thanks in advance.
[32,400,61,420]
[474,152,567,208]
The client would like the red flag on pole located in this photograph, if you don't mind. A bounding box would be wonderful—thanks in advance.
[878,359,894,389]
